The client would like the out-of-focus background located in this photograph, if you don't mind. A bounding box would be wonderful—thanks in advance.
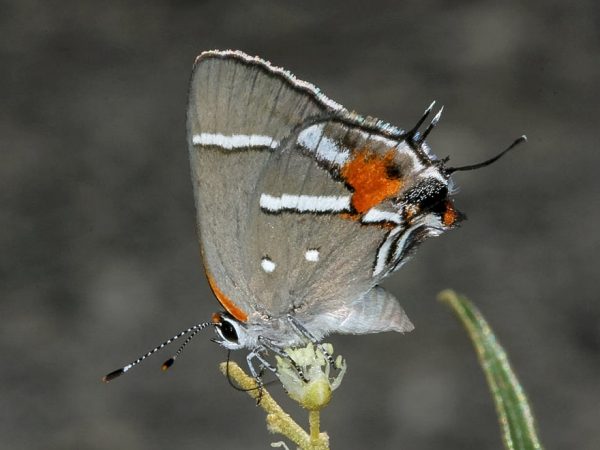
[2,1,599,449]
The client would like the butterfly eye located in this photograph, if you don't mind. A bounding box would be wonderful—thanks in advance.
[219,318,239,343]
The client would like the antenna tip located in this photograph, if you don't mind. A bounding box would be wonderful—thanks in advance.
[161,358,175,371]
[510,135,528,149]
[102,368,124,383]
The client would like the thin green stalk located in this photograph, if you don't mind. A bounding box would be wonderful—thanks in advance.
[439,290,544,450]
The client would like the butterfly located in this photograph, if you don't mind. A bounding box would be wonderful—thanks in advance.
[104,50,523,383]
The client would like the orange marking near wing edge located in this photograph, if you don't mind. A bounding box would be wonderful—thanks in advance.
[341,148,403,213]
[205,271,248,322]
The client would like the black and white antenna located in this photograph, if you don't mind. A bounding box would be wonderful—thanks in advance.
[161,325,206,371]
[102,322,212,382]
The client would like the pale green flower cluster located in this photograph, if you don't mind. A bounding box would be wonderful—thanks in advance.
[276,343,346,411]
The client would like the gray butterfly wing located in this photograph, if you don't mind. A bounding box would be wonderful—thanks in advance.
[188,50,339,322]
[247,119,444,337]
[309,286,414,336]
[188,50,456,335]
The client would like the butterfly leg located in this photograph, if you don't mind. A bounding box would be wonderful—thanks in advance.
[251,346,277,374]
[258,336,308,383]
[246,349,269,404]
[286,314,336,368]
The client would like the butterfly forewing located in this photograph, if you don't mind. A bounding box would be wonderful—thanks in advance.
[188,51,337,319]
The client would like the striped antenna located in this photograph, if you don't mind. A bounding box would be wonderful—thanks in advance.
[102,322,212,382]
[161,325,205,371]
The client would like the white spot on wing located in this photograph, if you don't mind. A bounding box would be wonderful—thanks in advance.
[318,137,350,165]
[305,249,320,262]
[260,194,351,213]
[192,133,279,150]
[297,124,323,150]
[297,124,350,165]
[362,208,403,224]
[261,257,276,273]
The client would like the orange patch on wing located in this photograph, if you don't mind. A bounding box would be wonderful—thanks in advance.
[205,271,248,322]
[442,201,459,227]
[341,148,403,213]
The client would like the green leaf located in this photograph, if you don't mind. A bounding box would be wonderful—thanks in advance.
[438,290,544,450]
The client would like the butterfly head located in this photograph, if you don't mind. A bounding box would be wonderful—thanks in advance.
[211,312,253,350]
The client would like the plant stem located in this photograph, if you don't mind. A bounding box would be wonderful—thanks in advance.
[219,361,330,450]
[309,410,320,443]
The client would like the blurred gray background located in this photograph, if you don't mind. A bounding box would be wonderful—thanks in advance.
[2,0,599,449]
